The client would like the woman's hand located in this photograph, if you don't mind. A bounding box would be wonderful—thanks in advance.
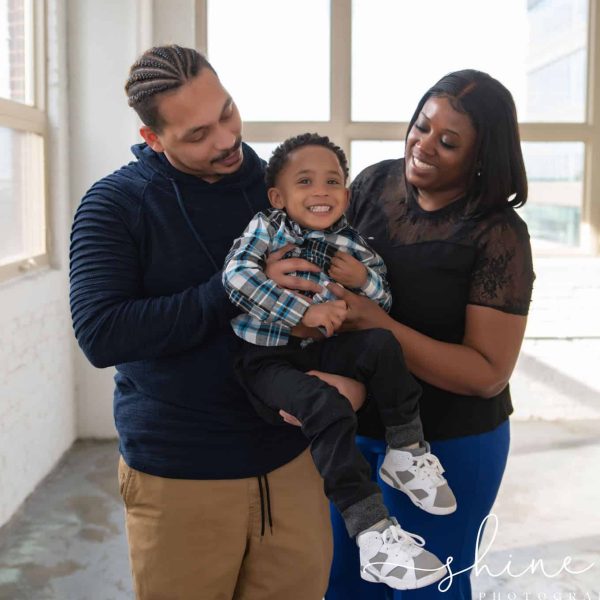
[326,283,391,331]
[301,301,348,337]
[265,243,322,295]
[279,371,367,427]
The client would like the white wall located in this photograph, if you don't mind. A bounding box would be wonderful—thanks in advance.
[67,0,200,438]
[0,0,76,528]
[67,0,141,438]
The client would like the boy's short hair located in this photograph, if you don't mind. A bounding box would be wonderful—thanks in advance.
[265,133,349,189]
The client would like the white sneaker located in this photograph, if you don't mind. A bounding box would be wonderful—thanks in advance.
[379,443,457,515]
[357,517,447,590]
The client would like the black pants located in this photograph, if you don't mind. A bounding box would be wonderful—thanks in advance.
[235,328,424,535]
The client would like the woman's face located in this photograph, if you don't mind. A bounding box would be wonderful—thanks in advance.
[405,96,478,203]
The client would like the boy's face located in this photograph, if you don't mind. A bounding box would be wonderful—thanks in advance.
[268,145,349,230]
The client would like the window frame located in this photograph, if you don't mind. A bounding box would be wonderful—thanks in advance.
[197,0,600,255]
[0,0,49,281]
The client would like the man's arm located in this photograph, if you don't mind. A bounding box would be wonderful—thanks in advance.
[222,213,312,327]
[69,192,238,368]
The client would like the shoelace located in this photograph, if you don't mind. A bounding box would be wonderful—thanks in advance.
[412,453,446,487]
[382,524,426,556]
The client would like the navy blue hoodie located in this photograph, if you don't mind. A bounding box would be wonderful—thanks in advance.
[69,143,308,478]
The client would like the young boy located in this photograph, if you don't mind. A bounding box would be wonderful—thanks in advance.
[222,133,455,591]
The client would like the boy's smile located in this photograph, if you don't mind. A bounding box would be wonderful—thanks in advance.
[267,145,349,230]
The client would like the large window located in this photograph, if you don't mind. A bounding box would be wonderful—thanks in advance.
[199,0,600,255]
[0,0,47,280]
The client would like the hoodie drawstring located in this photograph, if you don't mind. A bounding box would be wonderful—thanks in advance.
[170,178,220,272]
[169,178,257,275]
[240,187,256,222]
[257,473,273,537]
[169,172,273,538]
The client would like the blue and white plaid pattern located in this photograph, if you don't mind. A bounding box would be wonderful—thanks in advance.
[223,208,392,346]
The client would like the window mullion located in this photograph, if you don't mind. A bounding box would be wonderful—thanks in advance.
[519,122,593,142]
[582,0,600,252]
[0,99,46,134]
[34,0,46,111]
[243,122,339,143]
[195,0,208,55]
[330,0,351,159]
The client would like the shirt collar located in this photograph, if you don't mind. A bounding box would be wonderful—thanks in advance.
[287,213,349,238]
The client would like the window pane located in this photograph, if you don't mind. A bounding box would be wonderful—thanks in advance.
[208,0,330,121]
[350,141,404,181]
[248,141,280,163]
[527,0,587,121]
[521,142,584,251]
[352,0,588,123]
[0,0,34,104]
[0,127,45,265]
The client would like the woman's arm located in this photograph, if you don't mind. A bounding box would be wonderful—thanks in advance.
[279,370,367,426]
[328,283,527,398]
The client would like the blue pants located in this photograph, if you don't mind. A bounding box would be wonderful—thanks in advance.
[326,420,510,600]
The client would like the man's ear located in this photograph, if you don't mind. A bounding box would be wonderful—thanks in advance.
[268,187,284,209]
[140,126,164,152]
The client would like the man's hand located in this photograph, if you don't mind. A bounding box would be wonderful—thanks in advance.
[329,251,368,289]
[301,301,348,337]
[265,243,322,295]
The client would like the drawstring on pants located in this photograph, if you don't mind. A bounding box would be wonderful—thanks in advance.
[257,473,273,537]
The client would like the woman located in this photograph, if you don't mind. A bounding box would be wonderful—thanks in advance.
[322,70,536,598]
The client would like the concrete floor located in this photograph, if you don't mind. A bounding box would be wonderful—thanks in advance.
[1,421,599,599]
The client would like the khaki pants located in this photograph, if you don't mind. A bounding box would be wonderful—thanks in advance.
[118,449,333,600]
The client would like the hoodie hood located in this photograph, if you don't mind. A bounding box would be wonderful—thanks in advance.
[131,141,266,190]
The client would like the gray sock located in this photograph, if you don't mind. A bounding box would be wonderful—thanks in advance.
[360,517,393,536]
[402,443,427,456]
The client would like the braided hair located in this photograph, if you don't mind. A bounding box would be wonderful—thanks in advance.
[125,45,216,131]
[265,133,349,189]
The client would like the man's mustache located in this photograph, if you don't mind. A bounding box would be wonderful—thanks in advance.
[212,137,242,163]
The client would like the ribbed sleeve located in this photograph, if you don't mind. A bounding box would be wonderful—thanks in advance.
[69,191,238,368]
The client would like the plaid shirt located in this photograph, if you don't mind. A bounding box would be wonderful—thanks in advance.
[222,208,391,346]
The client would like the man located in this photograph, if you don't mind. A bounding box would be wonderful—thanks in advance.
[69,45,334,599]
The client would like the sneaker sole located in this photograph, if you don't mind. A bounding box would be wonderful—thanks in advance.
[361,564,448,590]
[379,468,457,516]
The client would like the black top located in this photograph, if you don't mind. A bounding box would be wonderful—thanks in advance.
[348,159,535,441]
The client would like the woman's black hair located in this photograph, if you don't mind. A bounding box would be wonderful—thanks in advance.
[406,69,528,213]
[265,133,349,189]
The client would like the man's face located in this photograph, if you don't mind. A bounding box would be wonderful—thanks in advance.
[140,69,243,182]
[268,145,349,231]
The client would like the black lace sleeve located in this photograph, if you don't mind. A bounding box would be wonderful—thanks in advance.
[468,211,535,315]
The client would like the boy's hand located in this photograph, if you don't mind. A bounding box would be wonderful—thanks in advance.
[301,301,348,337]
[329,251,368,289]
